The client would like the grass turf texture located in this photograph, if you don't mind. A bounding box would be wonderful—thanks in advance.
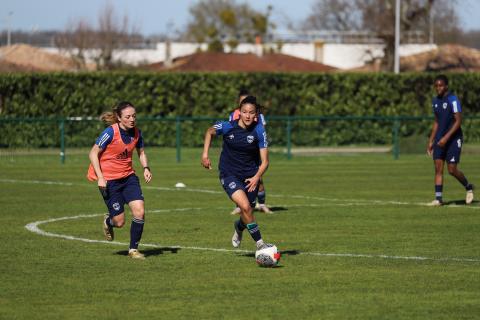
[1,148,479,319]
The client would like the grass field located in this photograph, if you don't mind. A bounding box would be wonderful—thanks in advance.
[1,148,479,319]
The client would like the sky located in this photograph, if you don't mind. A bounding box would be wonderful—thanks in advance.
[1,0,480,36]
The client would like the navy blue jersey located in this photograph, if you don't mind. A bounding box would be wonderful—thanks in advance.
[95,126,144,149]
[432,92,462,142]
[214,120,268,178]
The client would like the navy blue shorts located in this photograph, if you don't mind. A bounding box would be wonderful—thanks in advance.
[100,174,144,217]
[433,136,463,163]
[220,174,259,208]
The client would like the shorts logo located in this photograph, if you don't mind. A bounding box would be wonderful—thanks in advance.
[228,134,234,140]
[112,202,121,211]
[457,139,462,148]
[247,135,254,143]
[228,182,236,189]
[450,156,455,162]
[221,178,224,185]
[442,102,447,109]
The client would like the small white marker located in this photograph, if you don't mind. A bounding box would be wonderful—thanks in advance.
[175,182,186,188]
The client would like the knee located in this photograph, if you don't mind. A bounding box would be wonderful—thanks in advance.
[113,215,125,228]
[447,167,456,175]
[133,208,145,220]
[240,205,252,216]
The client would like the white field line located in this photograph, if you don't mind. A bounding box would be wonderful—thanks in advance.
[3,177,480,209]
[25,210,480,264]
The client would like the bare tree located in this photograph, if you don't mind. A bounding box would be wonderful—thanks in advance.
[56,2,140,70]
[303,0,460,71]
[183,0,275,52]
[55,18,95,69]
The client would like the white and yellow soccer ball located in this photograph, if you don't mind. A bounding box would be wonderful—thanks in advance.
[255,245,281,267]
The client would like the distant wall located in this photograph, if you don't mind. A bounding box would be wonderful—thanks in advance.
[43,42,437,70]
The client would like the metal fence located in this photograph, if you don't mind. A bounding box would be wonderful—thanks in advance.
[2,115,480,163]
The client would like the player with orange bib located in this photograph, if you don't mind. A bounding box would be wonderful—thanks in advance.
[87,101,152,259]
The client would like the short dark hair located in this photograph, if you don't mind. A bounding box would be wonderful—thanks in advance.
[434,74,449,85]
[238,89,250,98]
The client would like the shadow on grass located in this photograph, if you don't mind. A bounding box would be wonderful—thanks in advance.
[115,247,181,257]
[443,199,480,206]
[238,249,301,258]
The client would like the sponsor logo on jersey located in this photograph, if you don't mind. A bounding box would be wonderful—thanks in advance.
[113,202,121,211]
[116,148,129,159]
[434,104,438,108]
[247,135,254,143]
[228,182,236,189]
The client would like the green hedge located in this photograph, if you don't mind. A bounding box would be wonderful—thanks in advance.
[1,72,480,148]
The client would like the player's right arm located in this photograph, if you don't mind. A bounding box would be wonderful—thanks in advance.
[89,127,113,187]
[427,115,438,156]
[89,144,107,188]
[201,126,218,170]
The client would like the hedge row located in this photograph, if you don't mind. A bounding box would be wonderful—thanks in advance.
[1,72,480,148]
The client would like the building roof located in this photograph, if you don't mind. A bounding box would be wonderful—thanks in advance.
[146,52,337,72]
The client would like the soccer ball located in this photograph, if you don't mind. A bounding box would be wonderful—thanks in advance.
[255,245,281,267]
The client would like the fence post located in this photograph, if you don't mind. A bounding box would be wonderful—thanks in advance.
[59,118,65,164]
[286,117,292,159]
[392,118,400,160]
[176,116,181,163]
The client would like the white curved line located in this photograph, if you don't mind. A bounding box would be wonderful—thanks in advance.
[25,211,480,263]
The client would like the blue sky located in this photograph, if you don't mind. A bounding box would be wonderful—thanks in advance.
[2,0,480,35]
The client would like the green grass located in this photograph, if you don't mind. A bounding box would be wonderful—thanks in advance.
[1,148,479,319]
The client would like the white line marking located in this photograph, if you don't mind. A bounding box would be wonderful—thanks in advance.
[4,178,480,209]
[25,211,480,264]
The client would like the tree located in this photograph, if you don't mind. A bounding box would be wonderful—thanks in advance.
[303,0,460,71]
[55,2,140,70]
[55,18,96,69]
[183,0,275,52]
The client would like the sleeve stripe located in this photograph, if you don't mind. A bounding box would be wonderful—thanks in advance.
[452,101,459,113]
[98,133,110,146]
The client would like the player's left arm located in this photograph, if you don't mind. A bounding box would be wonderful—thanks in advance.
[136,131,152,183]
[438,97,462,147]
[245,125,269,192]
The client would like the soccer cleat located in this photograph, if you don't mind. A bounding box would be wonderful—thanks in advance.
[128,249,145,260]
[427,199,443,207]
[258,204,273,214]
[230,207,241,215]
[231,229,243,248]
[256,241,274,250]
[466,189,474,205]
[103,214,114,241]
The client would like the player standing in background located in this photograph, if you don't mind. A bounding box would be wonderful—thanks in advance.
[229,89,273,214]
[88,101,152,259]
[427,75,474,206]
[202,95,275,251]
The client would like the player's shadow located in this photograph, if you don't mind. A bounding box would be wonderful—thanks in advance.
[238,249,300,258]
[116,247,180,257]
[267,206,288,213]
[442,199,480,206]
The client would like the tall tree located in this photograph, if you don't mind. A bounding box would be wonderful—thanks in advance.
[55,2,140,70]
[183,0,274,52]
[303,0,459,71]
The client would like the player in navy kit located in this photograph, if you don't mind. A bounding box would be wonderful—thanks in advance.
[427,75,474,206]
[202,95,275,250]
[228,89,272,215]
